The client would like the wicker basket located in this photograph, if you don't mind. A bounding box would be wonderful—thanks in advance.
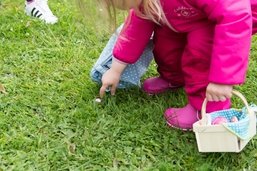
[193,90,256,152]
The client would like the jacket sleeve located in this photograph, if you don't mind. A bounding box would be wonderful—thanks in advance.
[194,0,252,84]
[113,9,155,64]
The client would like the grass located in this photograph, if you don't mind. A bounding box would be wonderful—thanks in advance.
[0,0,257,170]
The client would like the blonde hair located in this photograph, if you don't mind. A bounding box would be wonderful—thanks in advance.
[138,0,169,26]
[76,0,117,32]
[100,0,171,28]
[76,0,171,32]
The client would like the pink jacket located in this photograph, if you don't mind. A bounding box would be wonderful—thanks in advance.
[113,0,257,85]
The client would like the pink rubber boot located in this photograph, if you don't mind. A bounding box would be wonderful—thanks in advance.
[164,104,199,131]
[142,77,181,94]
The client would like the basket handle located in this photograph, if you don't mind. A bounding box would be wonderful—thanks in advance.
[201,90,251,119]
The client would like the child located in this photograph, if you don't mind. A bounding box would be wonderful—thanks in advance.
[25,0,58,24]
[97,0,257,130]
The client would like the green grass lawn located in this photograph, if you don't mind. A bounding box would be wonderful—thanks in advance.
[1,0,257,170]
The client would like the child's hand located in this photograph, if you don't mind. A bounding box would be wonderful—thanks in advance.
[206,83,233,102]
[99,68,121,98]
[99,59,127,98]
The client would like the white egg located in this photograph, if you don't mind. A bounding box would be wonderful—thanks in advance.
[95,98,102,103]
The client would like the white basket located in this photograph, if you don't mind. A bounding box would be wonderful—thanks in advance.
[193,90,256,152]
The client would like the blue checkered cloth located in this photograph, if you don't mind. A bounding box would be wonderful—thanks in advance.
[90,25,154,89]
[209,108,250,140]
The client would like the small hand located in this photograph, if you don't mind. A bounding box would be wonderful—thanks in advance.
[206,83,233,102]
[99,68,121,98]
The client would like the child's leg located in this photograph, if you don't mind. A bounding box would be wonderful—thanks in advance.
[142,26,186,94]
[164,23,230,130]
[182,23,230,112]
[153,26,186,85]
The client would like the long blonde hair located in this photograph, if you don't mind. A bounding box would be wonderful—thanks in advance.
[99,0,171,28]
[138,0,169,26]
[76,0,171,32]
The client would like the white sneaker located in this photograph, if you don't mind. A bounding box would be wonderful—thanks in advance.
[25,0,58,24]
